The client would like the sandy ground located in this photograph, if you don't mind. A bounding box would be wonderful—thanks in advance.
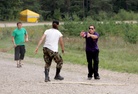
[0,52,138,94]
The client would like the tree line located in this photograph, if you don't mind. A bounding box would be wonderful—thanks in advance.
[0,0,138,21]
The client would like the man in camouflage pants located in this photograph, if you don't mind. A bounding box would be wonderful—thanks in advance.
[35,20,64,82]
[43,47,63,81]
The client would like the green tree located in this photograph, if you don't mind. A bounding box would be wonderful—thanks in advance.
[112,0,138,13]
[0,0,22,21]
[20,0,41,13]
[40,0,65,20]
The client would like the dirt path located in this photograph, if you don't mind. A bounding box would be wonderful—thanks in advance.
[0,52,138,94]
[0,22,64,27]
[0,21,137,27]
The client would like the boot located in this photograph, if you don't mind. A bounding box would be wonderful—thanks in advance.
[54,68,64,80]
[44,68,50,82]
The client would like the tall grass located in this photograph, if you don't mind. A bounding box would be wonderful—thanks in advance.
[0,22,138,74]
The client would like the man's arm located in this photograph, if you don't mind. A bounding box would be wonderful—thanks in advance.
[35,34,46,53]
[12,36,17,47]
[59,37,64,53]
[87,33,98,39]
[80,31,86,38]
[25,34,29,42]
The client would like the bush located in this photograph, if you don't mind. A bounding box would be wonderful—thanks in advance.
[113,9,138,20]
[0,27,14,40]
[63,21,138,44]
[123,24,138,44]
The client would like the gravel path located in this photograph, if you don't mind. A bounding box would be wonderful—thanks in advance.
[0,52,138,94]
[0,22,64,27]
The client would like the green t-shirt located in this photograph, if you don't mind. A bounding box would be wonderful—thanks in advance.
[12,28,27,45]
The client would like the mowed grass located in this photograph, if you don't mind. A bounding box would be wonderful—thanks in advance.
[99,36,138,73]
[0,26,138,74]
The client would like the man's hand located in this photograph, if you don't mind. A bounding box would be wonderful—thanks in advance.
[80,31,86,38]
[35,48,38,54]
[13,44,17,48]
[25,38,29,42]
[62,50,64,54]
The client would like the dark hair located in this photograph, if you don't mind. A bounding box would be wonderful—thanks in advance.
[89,25,95,29]
[52,20,59,29]
[17,22,22,26]
[52,23,58,29]
[52,20,59,25]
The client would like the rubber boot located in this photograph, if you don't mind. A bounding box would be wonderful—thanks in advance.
[44,68,50,82]
[54,68,64,80]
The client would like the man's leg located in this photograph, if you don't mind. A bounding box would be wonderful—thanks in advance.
[43,47,52,82]
[93,50,100,79]
[19,45,26,67]
[86,51,93,79]
[15,46,20,68]
[54,53,64,80]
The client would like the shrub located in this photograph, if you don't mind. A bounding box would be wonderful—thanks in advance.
[123,24,138,44]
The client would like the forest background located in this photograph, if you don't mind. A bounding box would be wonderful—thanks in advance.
[1,0,138,21]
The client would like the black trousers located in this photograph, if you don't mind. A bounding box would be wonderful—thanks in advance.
[86,50,99,78]
[14,45,26,60]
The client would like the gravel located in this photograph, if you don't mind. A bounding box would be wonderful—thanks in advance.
[0,52,138,94]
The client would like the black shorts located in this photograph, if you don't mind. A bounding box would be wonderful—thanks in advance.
[14,45,26,60]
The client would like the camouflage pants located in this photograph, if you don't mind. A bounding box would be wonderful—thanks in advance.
[43,47,63,69]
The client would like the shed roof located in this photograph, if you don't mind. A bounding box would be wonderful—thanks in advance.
[20,9,39,17]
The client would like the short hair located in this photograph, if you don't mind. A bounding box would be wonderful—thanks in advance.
[89,25,95,29]
[52,20,59,25]
[17,22,22,26]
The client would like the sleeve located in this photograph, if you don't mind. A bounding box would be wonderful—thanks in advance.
[57,30,63,37]
[59,31,63,37]
[84,32,87,38]
[44,29,48,35]
[94,32,99,38]
[96,32,99,37]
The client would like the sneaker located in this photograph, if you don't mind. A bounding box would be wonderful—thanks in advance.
[19,64,22,68]
[17,64,22,68]
[17,64,20,68]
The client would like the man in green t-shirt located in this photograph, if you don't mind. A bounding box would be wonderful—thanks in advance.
[12,22,28,68]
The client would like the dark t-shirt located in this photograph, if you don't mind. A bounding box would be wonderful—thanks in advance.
[85,32,99,52]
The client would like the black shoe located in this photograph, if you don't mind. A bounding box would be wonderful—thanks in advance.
[94,76,100,80]
[54,75,64,80]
